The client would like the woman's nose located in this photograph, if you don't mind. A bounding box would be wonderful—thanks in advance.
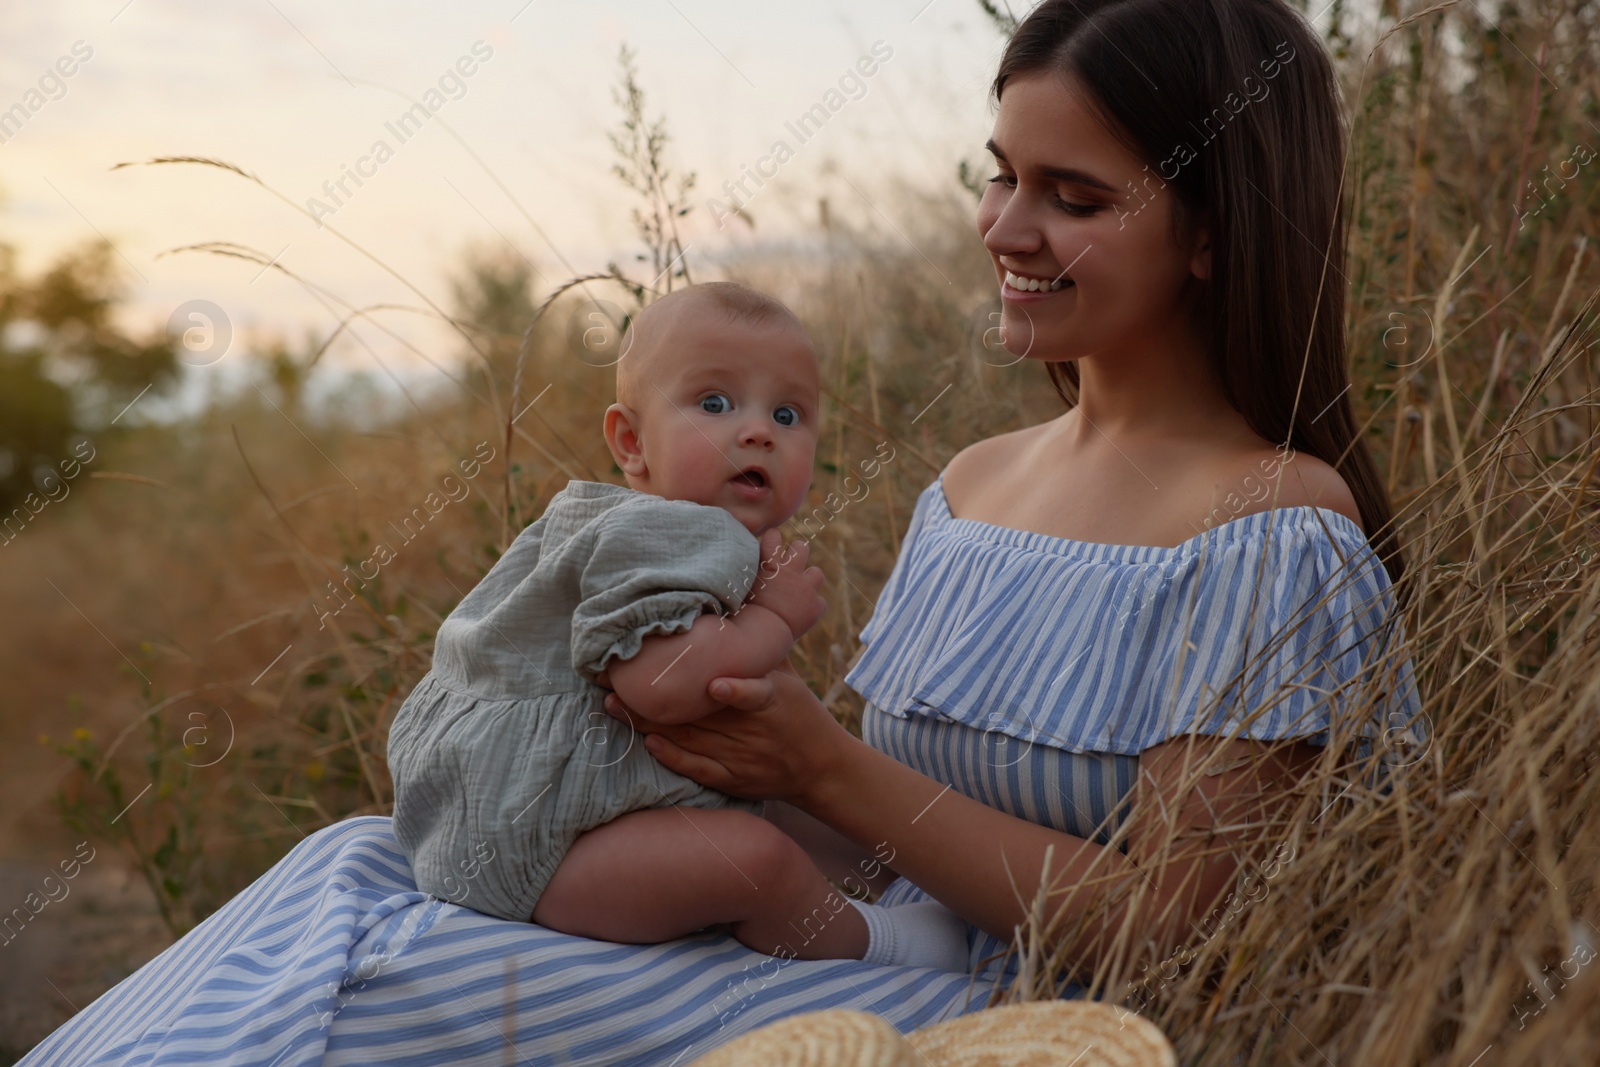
[980,191,1043,259]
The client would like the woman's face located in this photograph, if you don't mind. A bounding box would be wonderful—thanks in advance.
[976,71,1209,364]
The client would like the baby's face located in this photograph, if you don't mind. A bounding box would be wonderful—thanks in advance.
[632,316,820,535]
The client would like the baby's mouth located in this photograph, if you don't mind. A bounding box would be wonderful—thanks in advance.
[731,468,768,490]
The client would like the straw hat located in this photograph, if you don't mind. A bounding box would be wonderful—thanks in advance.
[687,1001,1176,1067]
[909,1002,1177,1066]
[687,1010,918,1067]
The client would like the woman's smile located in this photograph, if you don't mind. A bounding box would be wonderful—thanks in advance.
[1002,269,1076,300]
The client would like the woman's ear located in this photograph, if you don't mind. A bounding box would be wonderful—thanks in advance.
[603,403,649,479]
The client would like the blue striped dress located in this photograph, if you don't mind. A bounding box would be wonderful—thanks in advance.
[21,474,1423,1066]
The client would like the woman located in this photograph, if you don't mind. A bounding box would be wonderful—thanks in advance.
[21,1,1423,1064]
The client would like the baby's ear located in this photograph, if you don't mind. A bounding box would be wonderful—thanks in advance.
[603,403,648,477]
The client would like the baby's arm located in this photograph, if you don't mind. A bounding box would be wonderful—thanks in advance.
[607,537,824,725]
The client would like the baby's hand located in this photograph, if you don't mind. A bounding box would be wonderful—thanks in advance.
[745,530,826,638]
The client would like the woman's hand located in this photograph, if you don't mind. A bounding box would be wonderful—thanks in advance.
[600,664,848,805]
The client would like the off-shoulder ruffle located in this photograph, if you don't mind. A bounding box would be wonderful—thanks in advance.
[847,476,1426,756]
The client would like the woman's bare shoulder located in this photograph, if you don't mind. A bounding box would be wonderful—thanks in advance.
[1219,444,1364,529]
[943,420,1057,496]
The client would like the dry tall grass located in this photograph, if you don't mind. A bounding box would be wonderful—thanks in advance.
[9,1,1600,1063]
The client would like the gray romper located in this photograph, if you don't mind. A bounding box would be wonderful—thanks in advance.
[387,480,768,923]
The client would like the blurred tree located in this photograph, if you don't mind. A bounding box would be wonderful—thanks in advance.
[0,350,74,505]
[450,240,540,399]
[451,241,539,344]
[259,328,328,414]
[0,239,177,512]
[25,241,176,393]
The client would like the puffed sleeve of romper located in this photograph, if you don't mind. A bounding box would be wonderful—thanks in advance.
[569,494,764,683]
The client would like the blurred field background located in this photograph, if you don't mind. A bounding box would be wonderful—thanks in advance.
[4,0,1600,1063]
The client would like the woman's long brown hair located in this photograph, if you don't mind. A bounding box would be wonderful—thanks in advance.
[994,0,1406,591]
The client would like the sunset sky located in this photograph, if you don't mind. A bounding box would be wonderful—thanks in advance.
[0,1,1027,404]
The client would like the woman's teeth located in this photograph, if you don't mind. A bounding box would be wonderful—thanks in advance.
[1005,271,1072,292]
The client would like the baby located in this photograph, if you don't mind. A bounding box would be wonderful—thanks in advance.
[388,281,970,970]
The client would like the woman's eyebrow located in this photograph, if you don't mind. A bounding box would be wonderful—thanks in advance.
[985,137,1117,193]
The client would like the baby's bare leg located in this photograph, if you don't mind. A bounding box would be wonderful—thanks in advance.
[530,806,868,961]
[762,799,900,898]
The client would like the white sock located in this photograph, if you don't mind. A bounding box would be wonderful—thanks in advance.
[847,898,970,972]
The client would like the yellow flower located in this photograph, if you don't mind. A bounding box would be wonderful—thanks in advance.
[73,727,93,742]
[305,761,325,783]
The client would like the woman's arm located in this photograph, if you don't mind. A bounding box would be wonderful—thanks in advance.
[805,720,1315,961]
[615,670,1315,969]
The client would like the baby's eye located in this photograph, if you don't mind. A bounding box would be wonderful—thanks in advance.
[774,405,800,427]
[699,393,731,415]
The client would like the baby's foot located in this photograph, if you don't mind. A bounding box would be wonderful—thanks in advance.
[847,898,971,972]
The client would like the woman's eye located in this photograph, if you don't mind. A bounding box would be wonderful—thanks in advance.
[987,174,1016,187]
[774,405,800,427]
[699,394,731,415]
[1054,197,1100,217]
